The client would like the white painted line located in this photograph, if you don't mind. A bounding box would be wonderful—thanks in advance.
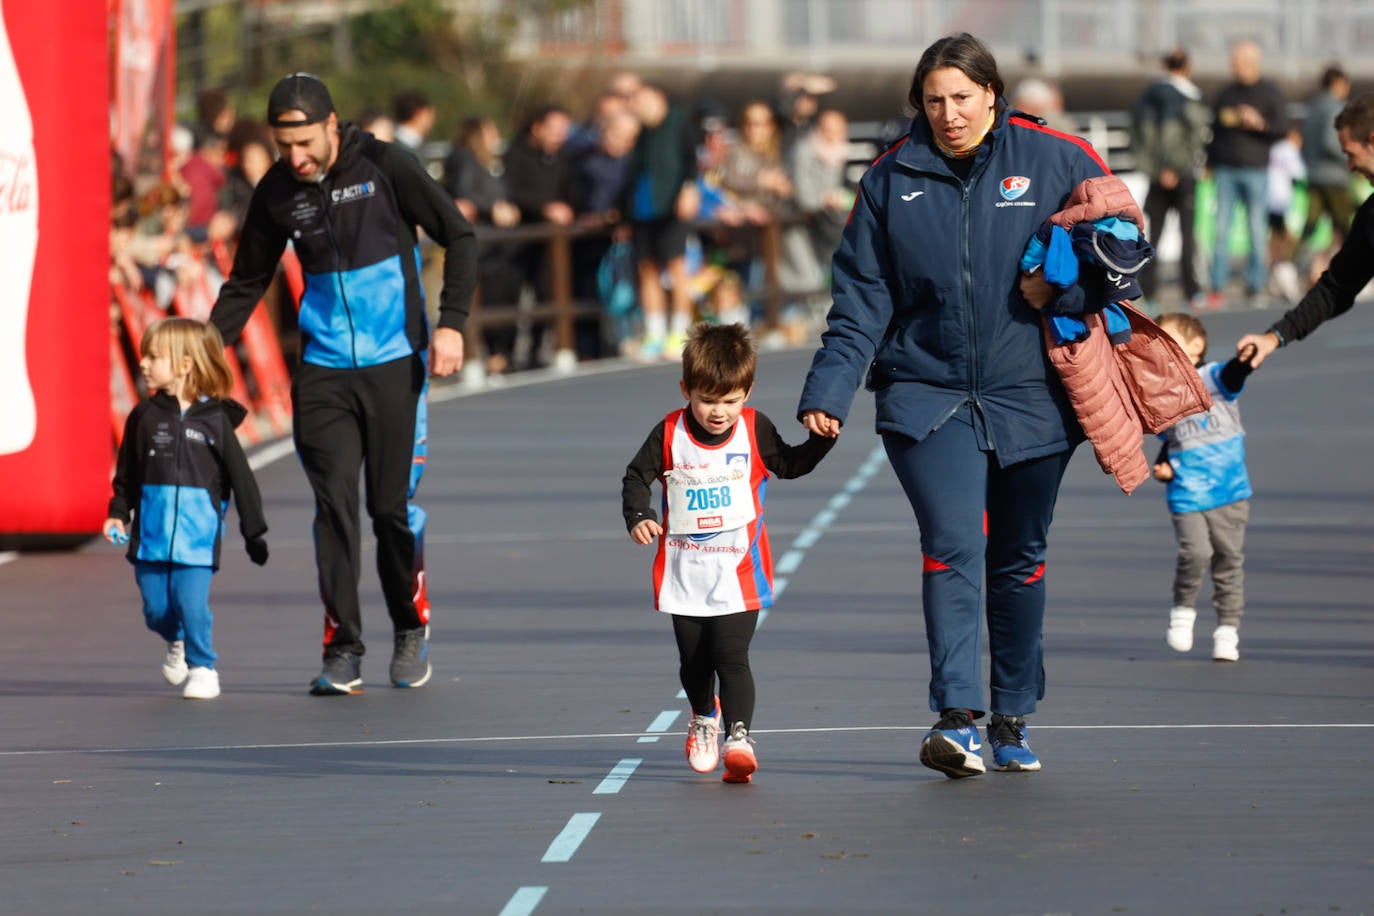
[775,550,803,576]
[247,438,295,471]
[7,721,1370,758]
[593,758,641,794]
[0,551,17,567]
[638,710,679,743]
[498,887,548,916]
[541,812,601,863]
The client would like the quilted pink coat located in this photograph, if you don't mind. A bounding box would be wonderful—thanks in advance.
[1040,177,1212,494]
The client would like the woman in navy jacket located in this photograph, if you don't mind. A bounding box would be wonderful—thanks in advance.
[798,33,1110,779]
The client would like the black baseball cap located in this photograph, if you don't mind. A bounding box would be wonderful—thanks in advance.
[267,73,336,127]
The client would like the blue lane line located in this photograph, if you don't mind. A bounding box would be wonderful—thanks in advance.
[638,709,680,743]
[499,887,548,916]
[541,812,602,863]
[594,758,642,795]
[775,550,804,576]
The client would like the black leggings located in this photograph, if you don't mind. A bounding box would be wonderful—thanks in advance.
[673,611,758,731]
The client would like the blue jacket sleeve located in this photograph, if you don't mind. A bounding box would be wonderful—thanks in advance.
[796,179,895,425]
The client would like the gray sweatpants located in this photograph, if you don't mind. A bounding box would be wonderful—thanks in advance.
[1171,499,1249,628]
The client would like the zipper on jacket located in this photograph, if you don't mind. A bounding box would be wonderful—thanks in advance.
[318,181,359,368]
[958,178,995,452]
[168,409,183,563]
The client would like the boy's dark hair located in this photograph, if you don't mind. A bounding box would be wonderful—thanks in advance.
[1157,311,1207,362]
[681,322,756,396]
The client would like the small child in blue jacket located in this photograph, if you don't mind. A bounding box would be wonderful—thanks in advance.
[105,317,268,699]
[1152,312,1258,661]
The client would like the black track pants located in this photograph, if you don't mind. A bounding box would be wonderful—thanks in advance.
[293,355,429,658]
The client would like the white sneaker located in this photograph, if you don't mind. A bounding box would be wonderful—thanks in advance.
[1212,625,1240,662]
[721,722,758,784]
[684,697,722,773]
[1166,607,1196,653]
[162,640,188,685]
[183,666,221,699]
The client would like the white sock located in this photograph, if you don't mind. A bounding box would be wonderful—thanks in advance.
[644,313,667,340]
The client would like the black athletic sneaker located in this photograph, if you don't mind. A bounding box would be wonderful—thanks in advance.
[310,653,363,696]
[389,626,431,688]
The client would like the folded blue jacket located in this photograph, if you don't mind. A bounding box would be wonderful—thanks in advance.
[1020,216,1153,344]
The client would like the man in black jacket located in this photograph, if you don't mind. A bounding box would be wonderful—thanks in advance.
[211,73,477,696]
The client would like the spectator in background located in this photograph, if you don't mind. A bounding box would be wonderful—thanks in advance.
[789,108,853,272]
[132,181,196,307]
[392,90,436,160]
[1133,47,1210,312]
[777,72,837,156]
[784,108,854,340]
[443,115,524,379]
[356,107,396,143]
[505,105,575,369]
[220,120,276,229]
[1207,39,1287,309]
[566,90,631,160]
[195,87,237,140]
[1300,65,1356,278]
[178,126,229,243]
[715,101,795,327]
[623,84,700,361]
[569,108,641,360]
[1265,126,1306,303]
[1011,77,1077,134]
[506,106,575,227]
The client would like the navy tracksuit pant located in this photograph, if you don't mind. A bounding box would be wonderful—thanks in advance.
[883,410,1075,718]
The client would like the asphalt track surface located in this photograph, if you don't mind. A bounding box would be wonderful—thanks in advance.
[2,304,1371,916]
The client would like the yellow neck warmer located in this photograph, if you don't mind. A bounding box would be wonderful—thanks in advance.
[933,109,997,159]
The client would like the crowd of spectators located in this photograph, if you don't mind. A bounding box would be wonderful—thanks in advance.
[110,72,859,382]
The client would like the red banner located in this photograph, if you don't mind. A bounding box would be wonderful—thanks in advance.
[110,0,173,179]
[0,0,110,544]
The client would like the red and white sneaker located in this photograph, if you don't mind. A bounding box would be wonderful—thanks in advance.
[721,722,757,784]
[685,697,722,773]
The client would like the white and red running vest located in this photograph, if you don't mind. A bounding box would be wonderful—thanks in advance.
[653,407,773,616]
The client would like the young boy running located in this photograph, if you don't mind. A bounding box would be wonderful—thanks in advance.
[621,323,836,782]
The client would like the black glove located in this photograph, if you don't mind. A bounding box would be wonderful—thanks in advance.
[246,536,269,566]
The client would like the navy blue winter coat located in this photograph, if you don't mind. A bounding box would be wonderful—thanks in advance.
[797,107,1110,466]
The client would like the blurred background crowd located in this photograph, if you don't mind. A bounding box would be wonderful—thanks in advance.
[110,1,1374,392]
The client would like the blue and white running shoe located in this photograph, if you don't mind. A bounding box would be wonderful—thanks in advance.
[988,713,1041,772]
[919,709,986,778]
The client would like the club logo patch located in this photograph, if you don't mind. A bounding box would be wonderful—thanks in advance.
[1000,176,1031,201]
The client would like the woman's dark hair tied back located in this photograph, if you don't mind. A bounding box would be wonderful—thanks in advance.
[907,32,1005,114]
